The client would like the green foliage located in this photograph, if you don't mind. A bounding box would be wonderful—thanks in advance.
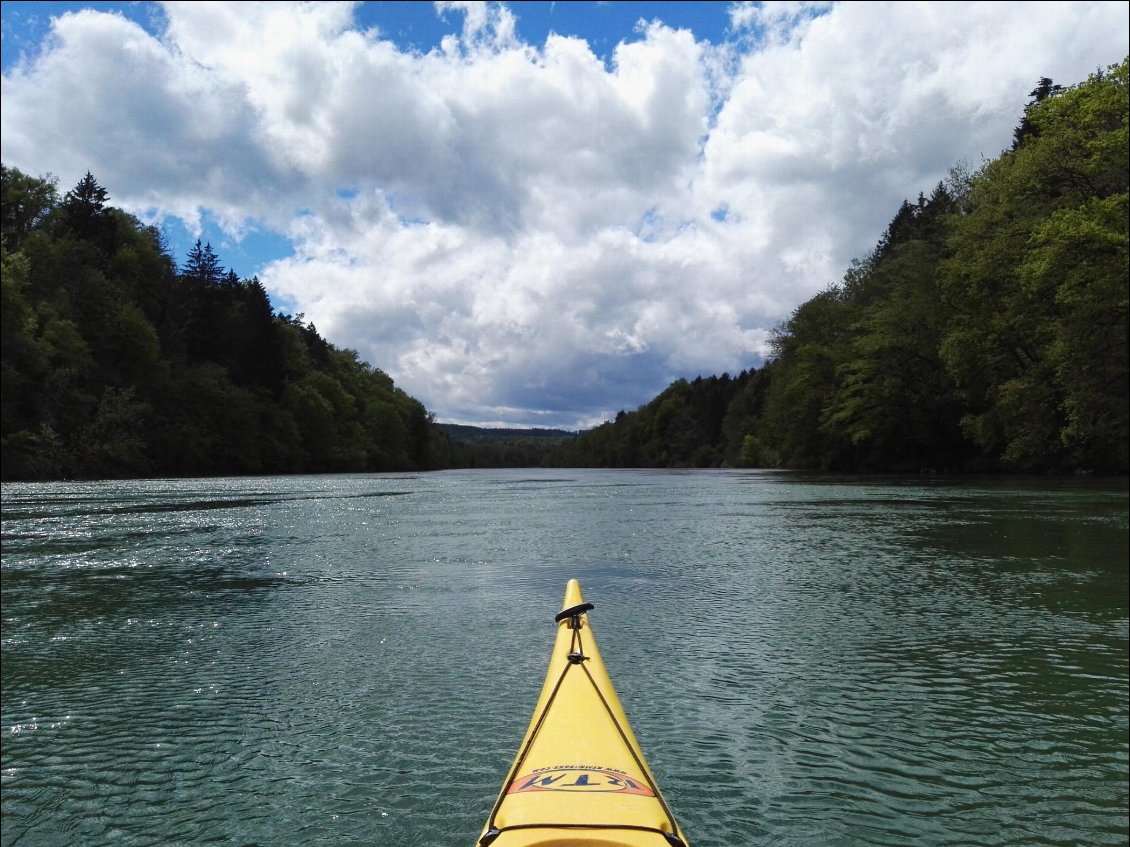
[1024,194,1128,469]
[76,386,152,479]
[545,373,757,468]
[0,168,449,480]
[940,58,1128,472]
[818,187,972,471]
[433,425,571,468]
[758,287,857,469]
[1,165,58,252]
[553,59,1127,475]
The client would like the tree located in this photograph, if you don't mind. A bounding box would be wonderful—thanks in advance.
[1,166,58,251]
[181,239,224,288]
[757,287,857,469]
[58,172,113,249]
[1,165,452,479]
[816,181,973,471]
[942,58,1128,471]
[1013,76,1065,149]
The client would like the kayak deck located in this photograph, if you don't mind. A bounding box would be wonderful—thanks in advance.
[477,580,689,847]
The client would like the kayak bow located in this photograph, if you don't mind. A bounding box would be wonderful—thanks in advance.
[477,579,689,847]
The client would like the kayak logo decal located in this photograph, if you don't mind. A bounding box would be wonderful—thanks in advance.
[507,767,655,796]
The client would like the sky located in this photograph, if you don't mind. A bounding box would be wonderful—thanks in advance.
[2,2,1127,430]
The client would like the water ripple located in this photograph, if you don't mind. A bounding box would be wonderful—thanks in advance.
[2,471,1127,846]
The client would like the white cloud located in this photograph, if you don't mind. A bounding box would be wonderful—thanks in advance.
[2,1,1127,428]
[728,1,835,42]
[435,0,517,49]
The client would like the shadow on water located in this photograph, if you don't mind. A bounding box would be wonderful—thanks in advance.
[754,473,1129,622]
[1,562,300,623]
[1,563,302,694]
[1,523,232,554]
[0,489,415,521]
[912,498,1129,621]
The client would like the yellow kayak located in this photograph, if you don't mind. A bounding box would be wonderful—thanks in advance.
[477,579,690,847]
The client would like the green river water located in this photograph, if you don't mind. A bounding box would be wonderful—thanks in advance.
[1,469,1127,846]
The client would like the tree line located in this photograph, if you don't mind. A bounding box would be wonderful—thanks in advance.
[1,169,463,480]
[546,59,1128,475]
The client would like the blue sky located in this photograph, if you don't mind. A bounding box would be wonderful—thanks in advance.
[2,2,1127,428]
[2,1,744,292]
[2,1,735,65]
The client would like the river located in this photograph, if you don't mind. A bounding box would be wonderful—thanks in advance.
[2,469,1127,846]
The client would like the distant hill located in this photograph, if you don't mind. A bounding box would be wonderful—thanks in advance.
[438,424,575,442]
[437,424,576,468]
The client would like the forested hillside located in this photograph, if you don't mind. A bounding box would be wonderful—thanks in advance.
[546,371,767,468]
[1,169,457,480]
[438,424,574,468]
[547,59,1129,475]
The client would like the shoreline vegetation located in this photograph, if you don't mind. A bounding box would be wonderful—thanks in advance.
[2,59,1126,481]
